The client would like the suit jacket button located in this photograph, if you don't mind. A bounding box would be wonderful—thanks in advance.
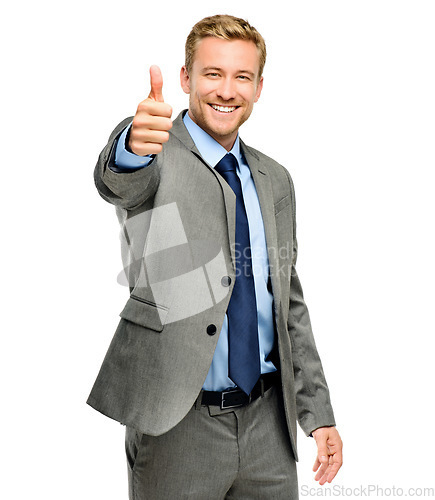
[221,276,231,287]
[207,324,217,336]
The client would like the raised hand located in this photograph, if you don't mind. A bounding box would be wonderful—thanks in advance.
[128,65,173,156]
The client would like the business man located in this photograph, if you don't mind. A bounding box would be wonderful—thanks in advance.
[88,14,342,499]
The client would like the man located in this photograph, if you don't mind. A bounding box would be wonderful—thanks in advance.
[88,14,343,499]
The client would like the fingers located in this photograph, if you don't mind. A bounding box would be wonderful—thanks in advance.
[313,450,329,485]
[136,98,172,119]
[314,453,343,485]
[148,65,164,102]
[325,453,343,483]
[129,129,170,156]
[129,140,166,156]
[313,455,330,485]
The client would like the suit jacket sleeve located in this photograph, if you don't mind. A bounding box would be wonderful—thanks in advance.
[285,170,336,436]
[94,117,161,210]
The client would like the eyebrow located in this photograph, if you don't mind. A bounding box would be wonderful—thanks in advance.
[201,66,256,78]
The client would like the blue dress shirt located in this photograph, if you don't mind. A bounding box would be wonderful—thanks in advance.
[114,113,277,391]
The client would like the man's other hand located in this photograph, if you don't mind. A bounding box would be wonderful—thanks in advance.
[128,65,173,156]
[312,426,343,484]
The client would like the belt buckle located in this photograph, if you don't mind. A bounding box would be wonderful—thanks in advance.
[221,388,251,410]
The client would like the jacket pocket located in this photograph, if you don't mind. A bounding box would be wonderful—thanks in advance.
[119,295,169,332]
[274,195,290,216]
[125,426,145,473]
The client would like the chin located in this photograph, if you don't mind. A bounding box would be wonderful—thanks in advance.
[207,115,243,136]
[208,122,238,138]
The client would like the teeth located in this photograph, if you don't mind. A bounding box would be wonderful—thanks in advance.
[211,104,237,113]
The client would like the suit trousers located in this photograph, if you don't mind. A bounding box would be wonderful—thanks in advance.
[125,385,298,499]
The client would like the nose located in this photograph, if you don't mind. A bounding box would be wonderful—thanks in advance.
[216,77,236,101]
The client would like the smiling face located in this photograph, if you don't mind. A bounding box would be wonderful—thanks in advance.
[180,37,264,151]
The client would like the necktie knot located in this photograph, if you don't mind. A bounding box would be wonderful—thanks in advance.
[215,153,238,174]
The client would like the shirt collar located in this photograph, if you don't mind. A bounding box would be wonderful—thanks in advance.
[183,111,241,171]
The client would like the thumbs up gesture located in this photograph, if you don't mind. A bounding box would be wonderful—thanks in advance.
[128,66,173,156]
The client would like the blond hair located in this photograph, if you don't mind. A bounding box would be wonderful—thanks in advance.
[185,14,267,79]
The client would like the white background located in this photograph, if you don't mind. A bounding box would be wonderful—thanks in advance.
[2,0,434,498]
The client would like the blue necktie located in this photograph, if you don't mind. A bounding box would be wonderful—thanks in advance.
[215,153,261,395]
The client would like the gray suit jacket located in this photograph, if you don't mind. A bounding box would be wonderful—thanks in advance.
[87,111,335,460]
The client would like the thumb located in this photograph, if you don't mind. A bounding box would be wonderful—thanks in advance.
[148,65,164,102]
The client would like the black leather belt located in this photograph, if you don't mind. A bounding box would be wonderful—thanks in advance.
[201,371,280,410]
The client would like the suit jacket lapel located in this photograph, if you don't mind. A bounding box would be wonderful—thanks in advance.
[170,110,202,158]
[241,141,283,314]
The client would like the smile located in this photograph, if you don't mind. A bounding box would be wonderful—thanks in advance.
[209,104,238,113]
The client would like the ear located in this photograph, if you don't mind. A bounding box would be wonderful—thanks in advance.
[180,66,190,94]
[254,76,264,103]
